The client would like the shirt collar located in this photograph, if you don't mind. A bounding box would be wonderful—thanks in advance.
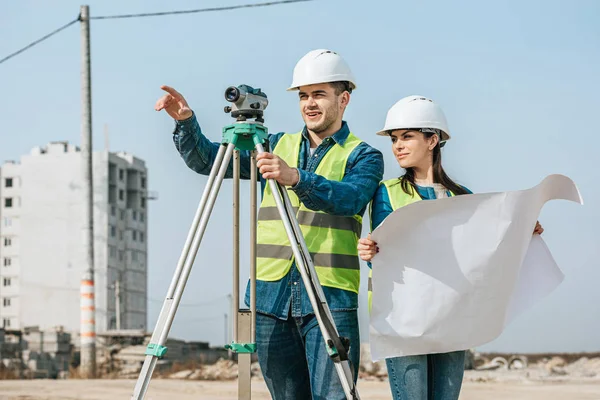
[301,121,350,146]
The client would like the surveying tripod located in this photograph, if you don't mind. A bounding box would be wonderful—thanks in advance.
[131,85,360,400]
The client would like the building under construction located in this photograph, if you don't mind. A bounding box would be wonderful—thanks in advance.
[0,141,149,339]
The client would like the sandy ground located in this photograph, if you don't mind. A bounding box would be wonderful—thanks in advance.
[0,379,599,400]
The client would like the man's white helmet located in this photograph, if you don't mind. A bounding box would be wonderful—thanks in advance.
[376,95,451,143]
[287,49,356,91]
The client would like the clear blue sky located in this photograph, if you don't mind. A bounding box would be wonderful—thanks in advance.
[1,0,598,353]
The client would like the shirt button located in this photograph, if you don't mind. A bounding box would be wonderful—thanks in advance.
[293,282,298,285]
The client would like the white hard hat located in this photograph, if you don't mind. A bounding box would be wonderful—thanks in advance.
[287,49,356,91]
[376,95,451,142]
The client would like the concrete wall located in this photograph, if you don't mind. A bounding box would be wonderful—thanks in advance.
[18,143,91,333]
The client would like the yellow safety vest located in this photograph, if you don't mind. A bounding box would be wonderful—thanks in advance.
[367,178,455,309]
[256,131,364,294]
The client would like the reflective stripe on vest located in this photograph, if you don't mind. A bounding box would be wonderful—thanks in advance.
[256,131,364,293]
[367,179,455,310]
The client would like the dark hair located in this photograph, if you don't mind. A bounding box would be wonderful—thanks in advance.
[328,81,353,95]
[398,130,470,197]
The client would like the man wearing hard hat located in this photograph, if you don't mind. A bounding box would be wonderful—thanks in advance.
[156,49,383,399]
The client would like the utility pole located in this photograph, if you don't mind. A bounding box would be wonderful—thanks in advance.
[104,123,109,152]
[79,4,96,379]
[115,278,121,330]
[227,293,232,358]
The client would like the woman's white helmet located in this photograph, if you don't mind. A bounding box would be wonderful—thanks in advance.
[287,49,356,91]
[376,95,451,143]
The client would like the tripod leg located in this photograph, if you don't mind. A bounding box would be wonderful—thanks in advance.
[131,143,237,400]
[230,150,259,400]
[250,150,257,341]
[233,150,240,345]
[254,143,360,400]
[170,145,227,299]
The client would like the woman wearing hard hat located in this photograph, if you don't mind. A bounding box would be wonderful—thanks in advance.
[357,96,542,399]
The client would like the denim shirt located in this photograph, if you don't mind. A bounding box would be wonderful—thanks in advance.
[172,113,384,319]
[368,181,472,268]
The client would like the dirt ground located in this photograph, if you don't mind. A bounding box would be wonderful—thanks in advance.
[0,378,599,400]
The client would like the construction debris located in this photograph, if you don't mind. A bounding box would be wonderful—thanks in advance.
[22,326,73,379]
[1,327,231,380]
[543,356,567,375]
[161,360,263,381]
[508,355,528,370]
[463,354,600,383]
[354,346,600,384]
[95,330,229,378]
[564,357,600,378]
[477,357,509,371]
[3,326,600,384]
[189,359,238,380]
[0,326,73,379]
[0,328,23,378]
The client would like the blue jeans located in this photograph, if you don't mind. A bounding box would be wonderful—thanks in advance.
[256,310,360,400]
[386,351,465,400]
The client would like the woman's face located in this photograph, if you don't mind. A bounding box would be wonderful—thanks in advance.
[389,129,438,169]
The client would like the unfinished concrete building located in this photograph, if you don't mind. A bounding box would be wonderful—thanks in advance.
[0,142,149,338]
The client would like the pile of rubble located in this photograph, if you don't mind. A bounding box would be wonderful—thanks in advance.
[22,327,72,379]
[95,331,229,379]
[468,354,600,382]
[357,344,600,383]
[0,326,73,379]
[0,328,23,378]
[163,359,263,381]
[146,345,600,384]
[474,354,600,383]
[562,356,600,378]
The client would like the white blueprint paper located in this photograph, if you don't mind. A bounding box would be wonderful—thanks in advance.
[369,174,583,361]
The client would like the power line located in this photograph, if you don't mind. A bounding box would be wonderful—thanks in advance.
[90,0,313,20]
[0,0,314,66]
[0,17,80,65]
